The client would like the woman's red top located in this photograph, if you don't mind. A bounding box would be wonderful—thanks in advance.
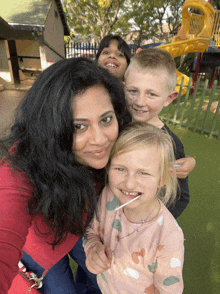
[0,150,102,293]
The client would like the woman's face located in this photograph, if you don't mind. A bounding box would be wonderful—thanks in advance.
[97,40,128,82]
[72,85,119,169]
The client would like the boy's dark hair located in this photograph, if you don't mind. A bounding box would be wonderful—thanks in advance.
[2,57,130,247]
[96,34,131,65]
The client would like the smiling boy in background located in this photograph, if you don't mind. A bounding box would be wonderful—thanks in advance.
[123,47,196,218]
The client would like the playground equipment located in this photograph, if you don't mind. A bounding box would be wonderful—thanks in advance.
[158,0,215,94]
[193,9,220,90]
[160,0,215,57]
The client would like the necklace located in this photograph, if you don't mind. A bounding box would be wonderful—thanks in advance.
[112,200,161,260]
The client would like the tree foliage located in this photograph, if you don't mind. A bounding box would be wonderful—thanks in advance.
[62,0,187,45]
[117,0,184,45]
[62,0,126,43]
[119,0,160,45]
[211,0,220,10]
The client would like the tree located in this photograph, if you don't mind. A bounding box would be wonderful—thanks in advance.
[119,0,160,46]
[119,0,184,45]
[149,0,185,43]
[62,0,186,45]
[211,0,220,10]
[62,0,126,43]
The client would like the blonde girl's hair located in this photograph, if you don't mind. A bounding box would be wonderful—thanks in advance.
[109,121,178,207]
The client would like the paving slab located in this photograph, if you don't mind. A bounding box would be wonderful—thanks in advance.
[0,90,27,139]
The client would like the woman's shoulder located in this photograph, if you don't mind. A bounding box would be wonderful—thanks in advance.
[0,153,33,194]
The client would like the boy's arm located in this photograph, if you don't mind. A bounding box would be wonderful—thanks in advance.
[172,150,191,218]
[168,176,190,219]
[163,125,190,218]
[154,228,184,293]
[175,155,196,179]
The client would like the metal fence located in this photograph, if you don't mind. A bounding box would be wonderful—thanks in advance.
[65,42,98,59]
[159,77,220,140]
[65,42,138,59]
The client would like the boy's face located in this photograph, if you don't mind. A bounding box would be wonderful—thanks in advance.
[124,68,177,125]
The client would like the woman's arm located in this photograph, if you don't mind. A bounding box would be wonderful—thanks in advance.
[0,163,33,293]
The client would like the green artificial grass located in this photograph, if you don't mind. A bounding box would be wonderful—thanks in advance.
[68,254,78,279]
[167,124,220,294]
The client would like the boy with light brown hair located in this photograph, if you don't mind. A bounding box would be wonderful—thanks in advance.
[123,47,195,218]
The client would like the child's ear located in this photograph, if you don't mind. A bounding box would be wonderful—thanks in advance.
[169,166,175,177]
[164,91,179,107]
[158,174,166,188]
[159,167,175,187]
[158,180,165,188]
[122,81,125,89]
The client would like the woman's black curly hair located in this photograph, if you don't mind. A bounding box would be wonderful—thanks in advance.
[2,57,130,247]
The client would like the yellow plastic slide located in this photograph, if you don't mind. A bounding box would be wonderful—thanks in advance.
[158,0,215,95]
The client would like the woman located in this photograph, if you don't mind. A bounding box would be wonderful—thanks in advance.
[96,34,131,83]
[0,57,130,293]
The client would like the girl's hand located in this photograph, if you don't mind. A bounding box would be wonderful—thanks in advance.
[85,242,112,274]
[174,156,196,179]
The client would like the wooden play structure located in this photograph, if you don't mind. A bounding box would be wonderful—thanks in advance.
[0,0,69,90]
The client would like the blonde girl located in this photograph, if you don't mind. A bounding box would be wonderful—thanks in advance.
[83,122,184,294]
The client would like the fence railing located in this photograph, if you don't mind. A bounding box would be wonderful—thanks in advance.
[65,42,138,59]
[65,42,98,59]
[159,77,220,140]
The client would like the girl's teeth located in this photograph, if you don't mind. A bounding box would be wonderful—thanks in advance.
[122,190,139,196]
[107,64,116,68]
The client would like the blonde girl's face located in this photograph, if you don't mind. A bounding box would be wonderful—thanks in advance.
[108,145,161,216]
[97,40,128,82]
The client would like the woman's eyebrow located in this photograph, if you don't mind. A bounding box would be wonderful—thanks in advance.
[73,110,115,122]
[100,110,114,118]
[73,118,88,122]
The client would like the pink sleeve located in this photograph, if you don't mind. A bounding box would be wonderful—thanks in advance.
[83,187,108,254]
[154,229,184,293]
[0,162,33,293]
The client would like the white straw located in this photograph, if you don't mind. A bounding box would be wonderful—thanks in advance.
[115,195,140,211]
